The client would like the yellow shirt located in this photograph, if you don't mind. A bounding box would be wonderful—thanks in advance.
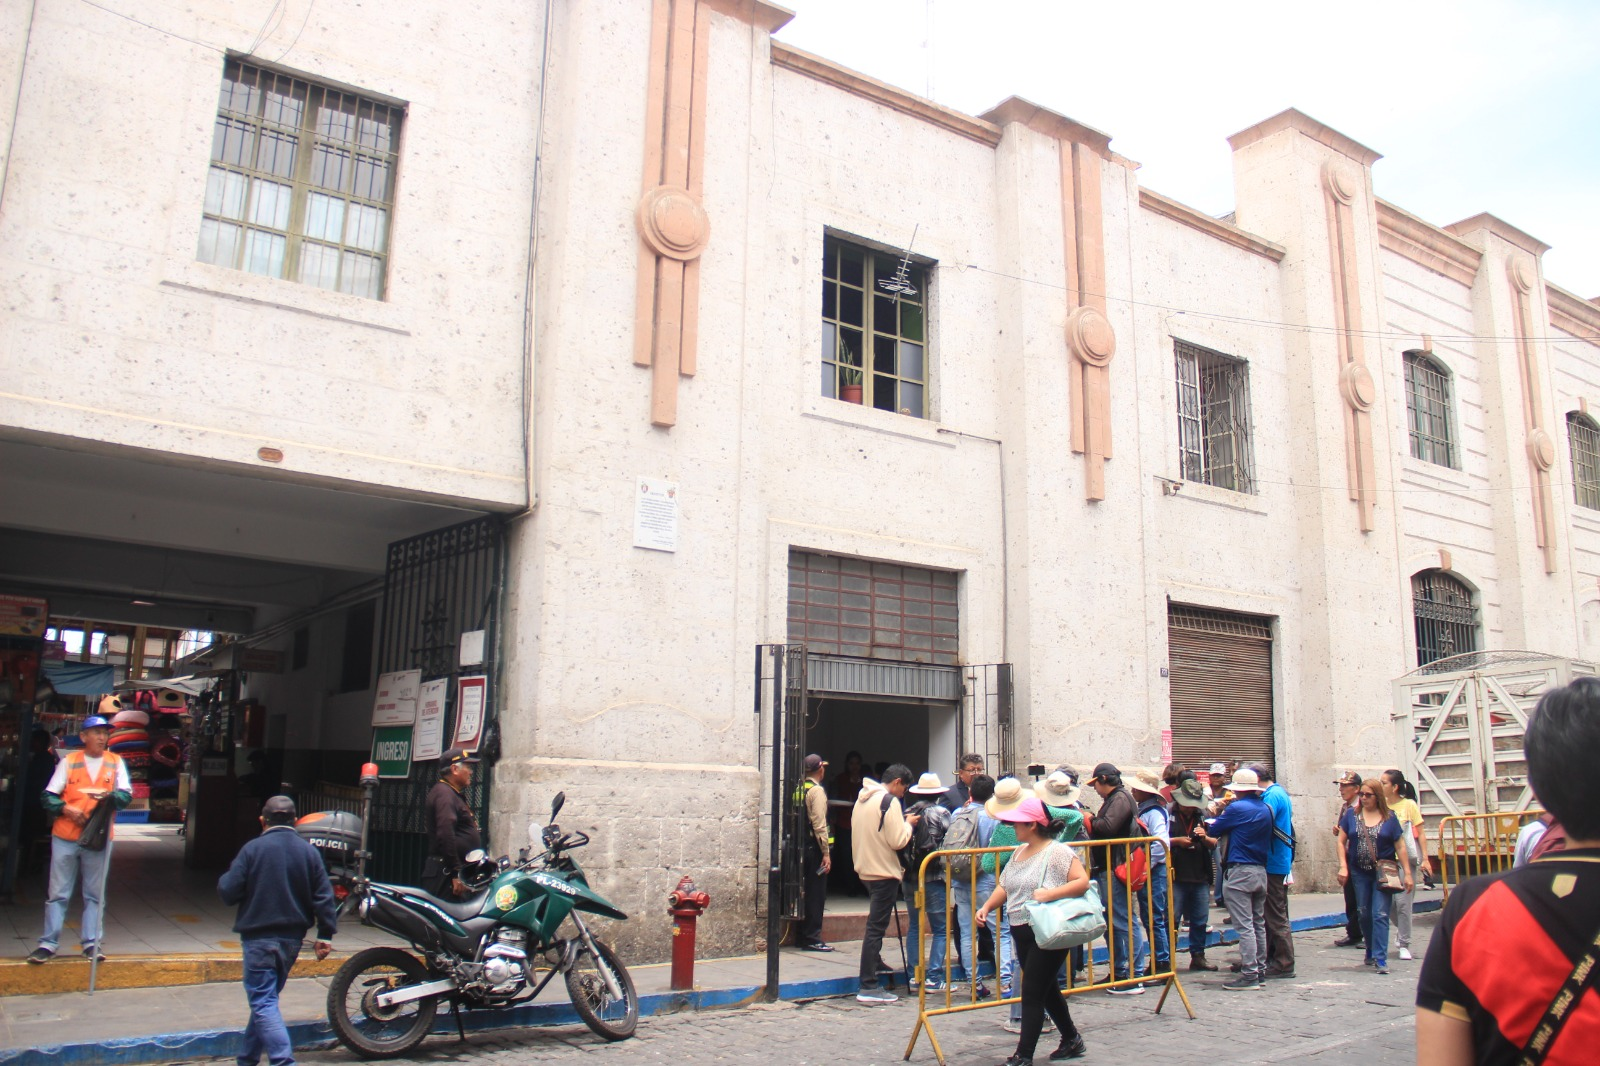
[1391,797,1423,830]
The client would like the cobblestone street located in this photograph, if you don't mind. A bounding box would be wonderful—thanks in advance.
[280,915,1432,1066]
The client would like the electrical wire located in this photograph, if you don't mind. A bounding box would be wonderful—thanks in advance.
[244,0,285,58]
[273,0,316,63]
[72,0,224,53]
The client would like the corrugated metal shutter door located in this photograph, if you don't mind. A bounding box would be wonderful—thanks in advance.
[1168,606,1275,773]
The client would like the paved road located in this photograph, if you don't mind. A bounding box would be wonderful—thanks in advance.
[276,915,1434,1066]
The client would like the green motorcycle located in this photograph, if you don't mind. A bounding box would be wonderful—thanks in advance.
[326,793,637,1057]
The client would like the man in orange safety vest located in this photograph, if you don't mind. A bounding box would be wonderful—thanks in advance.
[27,706,131,964]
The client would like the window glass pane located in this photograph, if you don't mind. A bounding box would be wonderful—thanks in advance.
[311,144,351,192]
[900,342,924,382]
[351,156,391,201]
[839,247,864,287]
[345,203,388,253]
[340,251,383,299]
[898,380,923,416]
[298,241,341,289]
[197,218,242,266]
[218,70,258,115]
[357,104,394,152]
[872,374,895,411]
[248,179,292,229]
[823,246,837,280]
[262,83,306,128]
[204,167,248,220]
[874,335,896,374]
[243,230,286,277]
[839,285,863,326]
[212,117,254,167]
[837,327,863,369]
[317,102,358,143]
[254,128,299,178]
[874,294,895,331]
[821,354,836,398]
[303,192,345,242]
[901,302,923,342]
[821,281,835,320]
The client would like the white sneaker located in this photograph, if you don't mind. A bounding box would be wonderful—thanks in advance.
[1398,947,1413,961]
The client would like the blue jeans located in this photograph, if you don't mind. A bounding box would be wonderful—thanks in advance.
[1096,868,1148,979]
[1173,880,1211,957]
[1137,861,1170,969]
[905,876,947,983]
[951,871,1005,984]
[39,836,112,951]
[1349,868,1393,968]
[239,936,302,1066]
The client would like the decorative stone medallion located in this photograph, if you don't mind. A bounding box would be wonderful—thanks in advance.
[1528,428,1556,471]
[1066,306,1116,367]
[637,185,710,261]
[1323,162,1357,206]
[1339,362,1377,411]
[1508,256,1535,294]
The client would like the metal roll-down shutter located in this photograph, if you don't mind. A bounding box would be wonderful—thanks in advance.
[1168,604,1275,773]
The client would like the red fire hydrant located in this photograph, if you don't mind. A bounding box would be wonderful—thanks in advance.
[667,875,711,991]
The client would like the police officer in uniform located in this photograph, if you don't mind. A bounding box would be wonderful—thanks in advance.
[422,747,481,899]
[796,753,834,951]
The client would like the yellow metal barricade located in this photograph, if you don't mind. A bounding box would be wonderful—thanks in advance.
[904,836,1194,1066]
[1435,809,1544,898]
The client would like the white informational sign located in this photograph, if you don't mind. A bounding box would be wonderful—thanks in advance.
[459,629,485,667]
[454,675,487,749]
[413,678,449,762]
[632,477,679,553]
[371,669,422,726]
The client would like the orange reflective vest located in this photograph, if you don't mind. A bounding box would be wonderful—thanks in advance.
[51,751,122,843]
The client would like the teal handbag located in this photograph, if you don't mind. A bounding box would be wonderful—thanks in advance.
[1023,847,1106,949]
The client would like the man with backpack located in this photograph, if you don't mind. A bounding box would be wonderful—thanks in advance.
[1132,771,1172,978]
[903,772,952,992]
[1252,764,1296,979]
[1089,762,1149,992]
[852,764,917,1005]
[946,774,999,998]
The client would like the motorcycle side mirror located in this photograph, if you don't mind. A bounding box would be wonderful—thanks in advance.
[527,821,544,846]
[550,792,565,821]
[463,849,487,864]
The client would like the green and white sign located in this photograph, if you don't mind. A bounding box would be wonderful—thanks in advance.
[372,726,414,779]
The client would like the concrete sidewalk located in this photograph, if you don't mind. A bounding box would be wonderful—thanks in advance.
[0,889,1440,1065]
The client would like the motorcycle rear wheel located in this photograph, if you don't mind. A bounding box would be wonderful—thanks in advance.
[327,946,439,1058]
[564,937,638,1040]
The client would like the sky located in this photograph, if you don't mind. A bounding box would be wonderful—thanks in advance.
[773,0,1600,298]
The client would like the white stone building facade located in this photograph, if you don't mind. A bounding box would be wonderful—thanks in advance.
[5,0,1600,960]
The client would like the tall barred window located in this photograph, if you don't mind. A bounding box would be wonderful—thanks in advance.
[1412,570,1478,667]
[198,59,403,300]
[1567,412,1600,511]
[1175,340,1255,493]
[1404,351,1457,468]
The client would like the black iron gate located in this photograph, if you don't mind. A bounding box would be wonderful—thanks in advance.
[961,664,1014,777]
[754,644,806,997]
[369,516,504,884]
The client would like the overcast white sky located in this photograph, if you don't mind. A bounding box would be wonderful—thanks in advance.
[773,0,1600,298]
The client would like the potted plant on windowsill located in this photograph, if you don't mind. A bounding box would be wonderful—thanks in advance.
[836,333,864,404]
[839,365,863,404]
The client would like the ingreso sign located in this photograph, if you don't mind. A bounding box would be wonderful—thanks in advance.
[371,726,413,778]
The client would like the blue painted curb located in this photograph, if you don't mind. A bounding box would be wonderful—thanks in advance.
[0,903,1440,1066]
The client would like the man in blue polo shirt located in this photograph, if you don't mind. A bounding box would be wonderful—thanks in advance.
[1251,764,1295,979]
[1196,767,1273,990]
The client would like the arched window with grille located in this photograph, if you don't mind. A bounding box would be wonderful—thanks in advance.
[1412,570,1479,666]
[1404,351,1457,468]
[1566,411,1600,511]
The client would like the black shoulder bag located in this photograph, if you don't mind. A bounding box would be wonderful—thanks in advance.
[78,796,115,852]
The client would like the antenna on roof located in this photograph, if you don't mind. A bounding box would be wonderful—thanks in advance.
[878,225,920,298]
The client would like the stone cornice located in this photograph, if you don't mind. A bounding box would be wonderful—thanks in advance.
[770,41,1001,147]
[1547,283,1600,341]
[1227,108,1382,167]
[1375,199,1482,288]
[1138,189,1286,262]
[979,97,1112,157]
[1445,213,1552,257]
[702,0,793,32]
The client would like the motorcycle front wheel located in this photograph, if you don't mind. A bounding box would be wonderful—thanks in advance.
[327,946,439,1059]
[564,937,638,1040]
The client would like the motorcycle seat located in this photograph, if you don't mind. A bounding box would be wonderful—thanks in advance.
[389,884,488,923]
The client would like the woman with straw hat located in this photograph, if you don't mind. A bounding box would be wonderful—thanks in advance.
[976,796,1089,1064]
[981,777,1028,1002]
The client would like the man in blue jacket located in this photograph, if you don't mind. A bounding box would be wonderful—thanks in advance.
[1196,767,1273,990]
[1251,764,1295,979]
[219,795,337,1066]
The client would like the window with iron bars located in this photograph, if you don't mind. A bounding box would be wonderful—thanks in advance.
[1567,411,1600,511]
[1403,351,1456,468]
[199,59,403,300]
[820,235,929,418]
[1175,340,1255,493]
[1412,569,1478,666]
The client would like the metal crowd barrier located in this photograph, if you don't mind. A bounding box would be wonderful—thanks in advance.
[904,836,1194,1065]
[1435,809,1544,898]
